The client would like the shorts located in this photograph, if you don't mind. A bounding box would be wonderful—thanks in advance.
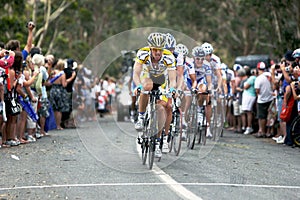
[242,94,256,111]
[38,98,50,118]
[257,101,272,119]
[27,91,38,129]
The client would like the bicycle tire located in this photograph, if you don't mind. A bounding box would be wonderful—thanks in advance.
[173,110,182,156]
[141,138,148,165]
[187,102,197,149]
[148,107,157,169]
[168,132,173,153]
[142,114,150,165]
[148,136,155,169]
[291,115,300,146]
[212,105,218,141]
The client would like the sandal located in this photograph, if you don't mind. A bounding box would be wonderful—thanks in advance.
[255,132,265,138]
[19,138,29,144]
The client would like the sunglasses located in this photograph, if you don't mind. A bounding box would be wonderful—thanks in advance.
[195,57,204,61]
[150,47,163,51]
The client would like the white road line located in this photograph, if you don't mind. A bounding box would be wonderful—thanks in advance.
[136,142,203,200]
[1,182,300,191]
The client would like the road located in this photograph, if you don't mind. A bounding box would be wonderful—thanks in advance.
[0,113,299,200]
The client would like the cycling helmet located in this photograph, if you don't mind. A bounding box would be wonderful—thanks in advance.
[175,43,189,56]
[202,42,214,55]
[147,32,166,48]
[164,33,177,50]
[192,46,205,57]
[292,48,300,58]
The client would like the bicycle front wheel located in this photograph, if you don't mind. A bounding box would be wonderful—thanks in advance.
[173,110,183,156]
[187,105,197,149]
[141,138,148,165]
[148,136,155,170]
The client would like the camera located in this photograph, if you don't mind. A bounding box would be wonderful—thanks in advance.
[295,81,299,88]
[285,66,290,72]
[26,21,35,28]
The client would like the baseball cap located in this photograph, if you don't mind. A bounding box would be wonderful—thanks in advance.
[233,64,242,71]
[257,62,266,70]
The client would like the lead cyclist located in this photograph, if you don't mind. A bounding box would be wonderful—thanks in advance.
[133,32,177,158]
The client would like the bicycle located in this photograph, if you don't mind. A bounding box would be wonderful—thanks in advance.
[167,94,183,156]
[186,90,209,149]
[137,89,167,169]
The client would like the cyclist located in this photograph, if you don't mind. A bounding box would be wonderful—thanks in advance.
[183,46,213,137]
[220,63,236,128]
[202,42,223,92]
[133,32,177,157]
[202,42,223,134]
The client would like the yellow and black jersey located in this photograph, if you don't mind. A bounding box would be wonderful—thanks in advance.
[135,47,176,78]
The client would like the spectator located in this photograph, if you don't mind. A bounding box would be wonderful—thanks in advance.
[61,59,77,127]
[236,68,247,133]
[49,59,69,130]
[242,67,257,135]
[31,53,49,139]
[254,62,274,138]
[16,55,40,144]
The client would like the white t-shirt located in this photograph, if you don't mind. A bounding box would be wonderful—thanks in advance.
[254,73,273,103]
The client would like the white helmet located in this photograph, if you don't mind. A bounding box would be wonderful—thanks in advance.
[192,46,205,57]
[202,42,214,55]
[175,43,189,56]
[292,48,300,58]
[164,33,177,50]
[147,32,166,48]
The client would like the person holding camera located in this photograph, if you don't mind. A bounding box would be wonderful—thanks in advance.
[6,21,35,61]
[275,50,299,145]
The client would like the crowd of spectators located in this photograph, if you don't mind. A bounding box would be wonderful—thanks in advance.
[223,49,300,147]
[0,22,116,148]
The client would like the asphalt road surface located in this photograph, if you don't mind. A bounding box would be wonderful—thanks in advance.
[0,113,299,200]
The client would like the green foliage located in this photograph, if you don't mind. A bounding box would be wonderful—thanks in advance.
[1,0,299,78]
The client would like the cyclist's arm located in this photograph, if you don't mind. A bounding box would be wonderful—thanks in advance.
[206,75,212,91]
[190,74,197,89]
[176,66,184,90]
[133,61,143,86]
[216,68,223,89]
[168,69,177,89]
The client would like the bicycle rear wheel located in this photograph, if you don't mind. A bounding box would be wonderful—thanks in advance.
[168,132,173,153]
[173,110,182,156]
[291,116,300,146]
